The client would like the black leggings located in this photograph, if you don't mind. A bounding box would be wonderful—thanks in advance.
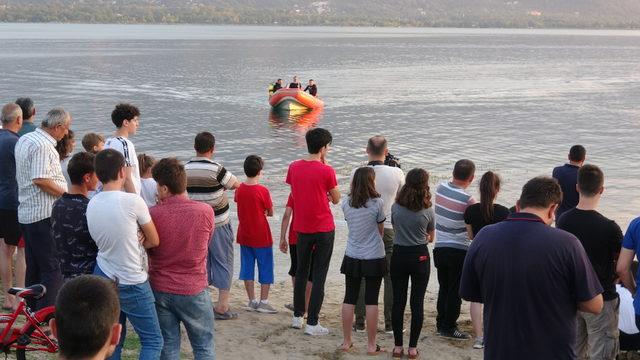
[390,245,430,348]
[344,275,382,305]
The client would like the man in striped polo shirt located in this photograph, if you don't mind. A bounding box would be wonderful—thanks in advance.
[15,107,71,309]
[434,159,476,340]
[185,131,240,320]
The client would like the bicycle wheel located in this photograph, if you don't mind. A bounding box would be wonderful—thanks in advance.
[15,312,55,360]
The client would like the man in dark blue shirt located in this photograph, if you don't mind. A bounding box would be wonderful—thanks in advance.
[552,145,586,219]
[51,152,99,280]
[0,103,24,310]
[460,176,603,360]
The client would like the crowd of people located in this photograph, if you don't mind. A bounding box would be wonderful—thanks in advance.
[1,98,640,360]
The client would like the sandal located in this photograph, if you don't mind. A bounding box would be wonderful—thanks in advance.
[408,349,420,359]
[338,343,355,353]
[367,344,387,356]
[214,310,239,320]
[392,348,404,358]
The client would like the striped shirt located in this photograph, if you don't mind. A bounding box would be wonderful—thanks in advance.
[185,157,238,226]
[342,197,386,260]
[104,136,141,195]
[434,182,475,250]
[15,128,68,224]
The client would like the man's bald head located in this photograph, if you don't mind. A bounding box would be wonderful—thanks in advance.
[367,135,388,158]
[1,103,22,126]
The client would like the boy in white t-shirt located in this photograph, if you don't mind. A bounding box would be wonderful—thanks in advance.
[104,103,142,195]
[87,148,163,359]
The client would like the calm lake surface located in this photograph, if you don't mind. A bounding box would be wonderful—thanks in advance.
[2,24,639,276]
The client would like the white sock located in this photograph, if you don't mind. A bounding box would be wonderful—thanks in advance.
[260,299,269,304]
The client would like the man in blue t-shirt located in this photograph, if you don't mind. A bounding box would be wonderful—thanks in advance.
[460,176,603,360]
[552,144,586,219]
[617,218,640,332]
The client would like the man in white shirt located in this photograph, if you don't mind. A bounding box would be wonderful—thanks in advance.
[87,149,162,359]
[104,103,141,195]
[14,107,70,309]
[353,135,405,333]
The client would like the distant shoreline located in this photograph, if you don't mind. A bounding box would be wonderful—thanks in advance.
[2,21,639,31]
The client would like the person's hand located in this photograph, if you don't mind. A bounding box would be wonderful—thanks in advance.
[279,238,288,254]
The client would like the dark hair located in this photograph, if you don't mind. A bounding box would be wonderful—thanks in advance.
[569,145,586,162]
[367,136,387,157]
[55,275,120,359]
[518,176,562,209]
[194,132,215,154]
[68,152,95,186]
[95,149,125,183]
[15,97,35,119]
[479,171,501,223]
[243,155,264,178]
[453,159,475,181]
[137,153,155,177]
[578,164,604,197]
[111,103,140,128]
[349,167,380,208]
[81,133,105,153]
[56,129,75,160]
[305,128,332,154]
[396,168,432,212]
[152,158,187,195]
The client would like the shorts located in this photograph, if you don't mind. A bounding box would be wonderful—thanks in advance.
[288,244,313,281]
[207,222,234,290]
[0,209,21,246]
[239,245,274,284]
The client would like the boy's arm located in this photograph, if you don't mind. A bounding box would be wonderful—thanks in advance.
[266,207,274,217]
[279,207,293,254]
[123,166,136,194]
[328,187,341,205]
[140,221,160,249]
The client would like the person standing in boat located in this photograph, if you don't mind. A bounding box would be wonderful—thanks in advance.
[304,79,318,97]
[288,76,302,89]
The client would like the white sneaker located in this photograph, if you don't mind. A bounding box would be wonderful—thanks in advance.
[256,302,278,314]
[304,323,329,336]
[292,316,303,329]
[473,336,484,349]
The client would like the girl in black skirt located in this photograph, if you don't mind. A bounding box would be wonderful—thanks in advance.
[339,167,387,355]
[390,169,436,359]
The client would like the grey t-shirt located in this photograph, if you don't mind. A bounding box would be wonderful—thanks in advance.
[391,203,436,246]
[342,197,386,260]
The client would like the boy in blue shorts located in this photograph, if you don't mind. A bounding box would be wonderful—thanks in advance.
[235,155,277,314]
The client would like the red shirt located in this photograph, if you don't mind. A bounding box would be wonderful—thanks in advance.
[286,194,298,245]
[285,159,337,233]
[148,195,214,296]
[235,183,273,248]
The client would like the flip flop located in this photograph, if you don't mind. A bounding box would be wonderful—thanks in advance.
[367,344,387,356]
[214,310,238,320]
[392,348,404,358]
[337,343,355,353]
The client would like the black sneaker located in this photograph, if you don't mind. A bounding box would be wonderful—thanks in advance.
[353,324,365,332]
[439,328,470,340]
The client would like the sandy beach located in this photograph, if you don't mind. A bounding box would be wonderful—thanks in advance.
[212,278,482,360]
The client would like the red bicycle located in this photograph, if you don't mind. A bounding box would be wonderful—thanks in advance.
[0,284,57,359]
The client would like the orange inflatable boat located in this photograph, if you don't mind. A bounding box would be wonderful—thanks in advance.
[269,88,324,111]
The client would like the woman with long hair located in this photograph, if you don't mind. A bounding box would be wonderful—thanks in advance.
[390,168,436,359]
[339,167,387,355]
[463,171,510,349]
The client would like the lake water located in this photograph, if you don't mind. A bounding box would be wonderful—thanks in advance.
[2,23,640,278]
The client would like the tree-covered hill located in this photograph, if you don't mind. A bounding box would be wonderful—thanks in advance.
[1,0,639,28]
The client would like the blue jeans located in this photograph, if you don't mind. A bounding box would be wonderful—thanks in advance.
[153,289,216,360]
[94,265,163,360]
